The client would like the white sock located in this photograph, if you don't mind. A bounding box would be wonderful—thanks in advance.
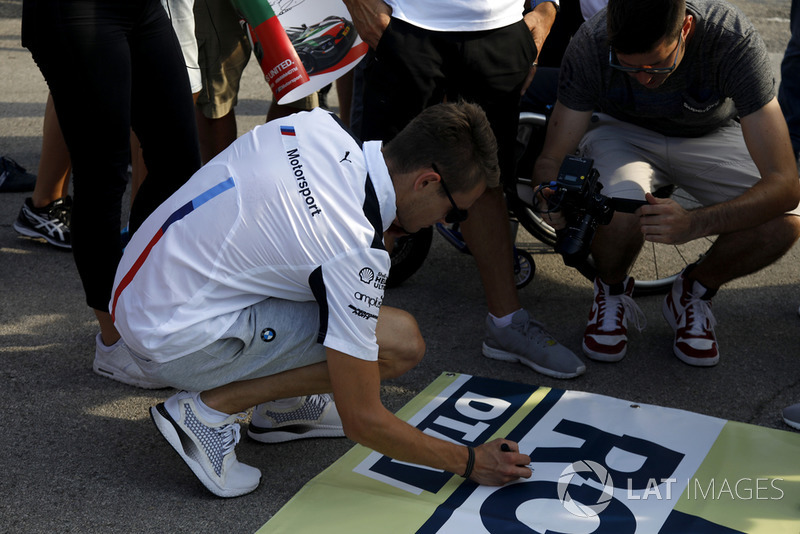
[166,391,229,424]
[490,310,521,329]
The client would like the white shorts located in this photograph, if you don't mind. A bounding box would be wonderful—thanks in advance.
[133,298,326,391]
[578,113,800,215]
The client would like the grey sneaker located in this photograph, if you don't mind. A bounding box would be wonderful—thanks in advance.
[93,333,165,389]
[482,309,586,379]
[151,391,261,497]
[248,394,344,443]
[783,403,800,430]
[13,196,71,249]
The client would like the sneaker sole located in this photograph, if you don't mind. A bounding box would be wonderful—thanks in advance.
[92,357,167,390]
[581,340,626,362]
[247,423,345,444]
[482,343,585,379]
[783,417,800,431]
[13,220,71,249]
[150,404,259,498]
[661,299,719,367]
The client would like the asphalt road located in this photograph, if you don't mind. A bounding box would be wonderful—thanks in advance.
[0,1,798,532]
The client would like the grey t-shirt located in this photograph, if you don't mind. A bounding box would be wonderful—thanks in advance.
[558,0,775,137]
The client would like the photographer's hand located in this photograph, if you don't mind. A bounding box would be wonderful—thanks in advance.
[535,187,568,230]
[638,193,696,244]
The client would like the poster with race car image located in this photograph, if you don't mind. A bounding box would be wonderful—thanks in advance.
[234,0,368,105]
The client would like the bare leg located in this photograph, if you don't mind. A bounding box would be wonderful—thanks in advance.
[458,186,520,316]
[691,215,800,288]
[336,71,353,128]
[590,212,645,284]
[196,107,237,163]
[31,93,71,208]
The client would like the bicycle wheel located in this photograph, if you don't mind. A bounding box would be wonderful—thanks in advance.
[513,248,536,289]
[512,112,557,246]
[386,227,434,288]
[511,113,715,295]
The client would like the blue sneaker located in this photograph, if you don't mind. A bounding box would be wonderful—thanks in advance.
[0,156,36,192]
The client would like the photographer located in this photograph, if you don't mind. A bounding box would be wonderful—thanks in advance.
[534,0,800,366]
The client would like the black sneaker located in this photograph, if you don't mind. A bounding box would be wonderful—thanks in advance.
[13,196,72,249]
[0,156,36,193]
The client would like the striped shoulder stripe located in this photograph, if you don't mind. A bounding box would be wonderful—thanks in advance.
[363,175,385,251]
[329,112,362,148]
[110,177,236,319]
[308,266,329,344]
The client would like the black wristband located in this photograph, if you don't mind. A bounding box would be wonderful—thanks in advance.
[461,446,475,478]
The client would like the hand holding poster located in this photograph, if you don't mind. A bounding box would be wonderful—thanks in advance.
[233,0,368,104]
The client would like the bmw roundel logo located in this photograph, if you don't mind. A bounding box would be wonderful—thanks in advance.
[261,328,276,342]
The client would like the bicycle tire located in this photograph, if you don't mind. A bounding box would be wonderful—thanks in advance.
[386,227,434,288]
[512,112,715,296]
[513,248,536,289]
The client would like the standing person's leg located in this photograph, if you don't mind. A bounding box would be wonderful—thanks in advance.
[455,22,585,379]
[193,0,251,163]
[779,0,800,158]
[14,92,72,249]
[25,0,134,345]
[360,20,447,143]
[127,0,201,234]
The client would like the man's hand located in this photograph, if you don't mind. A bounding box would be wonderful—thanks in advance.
[343,0,392,49]
[470,439,532,485]
[638,192,695,244]
[535,186,567,230]
[520,2,557,94]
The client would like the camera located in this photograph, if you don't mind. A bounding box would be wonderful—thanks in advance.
[537,156,646,267]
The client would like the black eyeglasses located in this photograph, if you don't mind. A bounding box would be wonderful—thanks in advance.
[432,163,469,224]
[609,33,682,75]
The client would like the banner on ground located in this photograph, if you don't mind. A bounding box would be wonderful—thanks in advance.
[260,373,800,533]
[235,0,367,104]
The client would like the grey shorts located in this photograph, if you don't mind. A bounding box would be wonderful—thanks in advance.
[578,113,800,215]
[135,298,326,391]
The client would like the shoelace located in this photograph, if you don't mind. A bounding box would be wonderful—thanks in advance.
[513,318,558,348]
[598,293,647,332]
[682,297,716,336]
[51,198,72,228]
[218,413,247,456]
[308,394,331,410]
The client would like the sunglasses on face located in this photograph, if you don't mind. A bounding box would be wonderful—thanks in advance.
[609,33,683,75]
[432,163,469,224]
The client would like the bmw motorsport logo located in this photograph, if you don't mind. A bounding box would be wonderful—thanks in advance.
[261,328,276,342]
[557,460,615,517]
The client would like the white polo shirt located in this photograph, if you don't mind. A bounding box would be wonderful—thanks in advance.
[385,0,558,32]
[111,108,395,363]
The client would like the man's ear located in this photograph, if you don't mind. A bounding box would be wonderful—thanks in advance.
[413,170,440,192]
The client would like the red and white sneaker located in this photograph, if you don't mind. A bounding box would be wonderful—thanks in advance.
[583,276,645,362]
[662,271,719,366]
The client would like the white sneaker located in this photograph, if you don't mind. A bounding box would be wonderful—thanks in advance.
[662,271,719,366]
[248,394,344,443]
[583,276,646,362]
[93,334,165,389]
[150,391,261,498]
